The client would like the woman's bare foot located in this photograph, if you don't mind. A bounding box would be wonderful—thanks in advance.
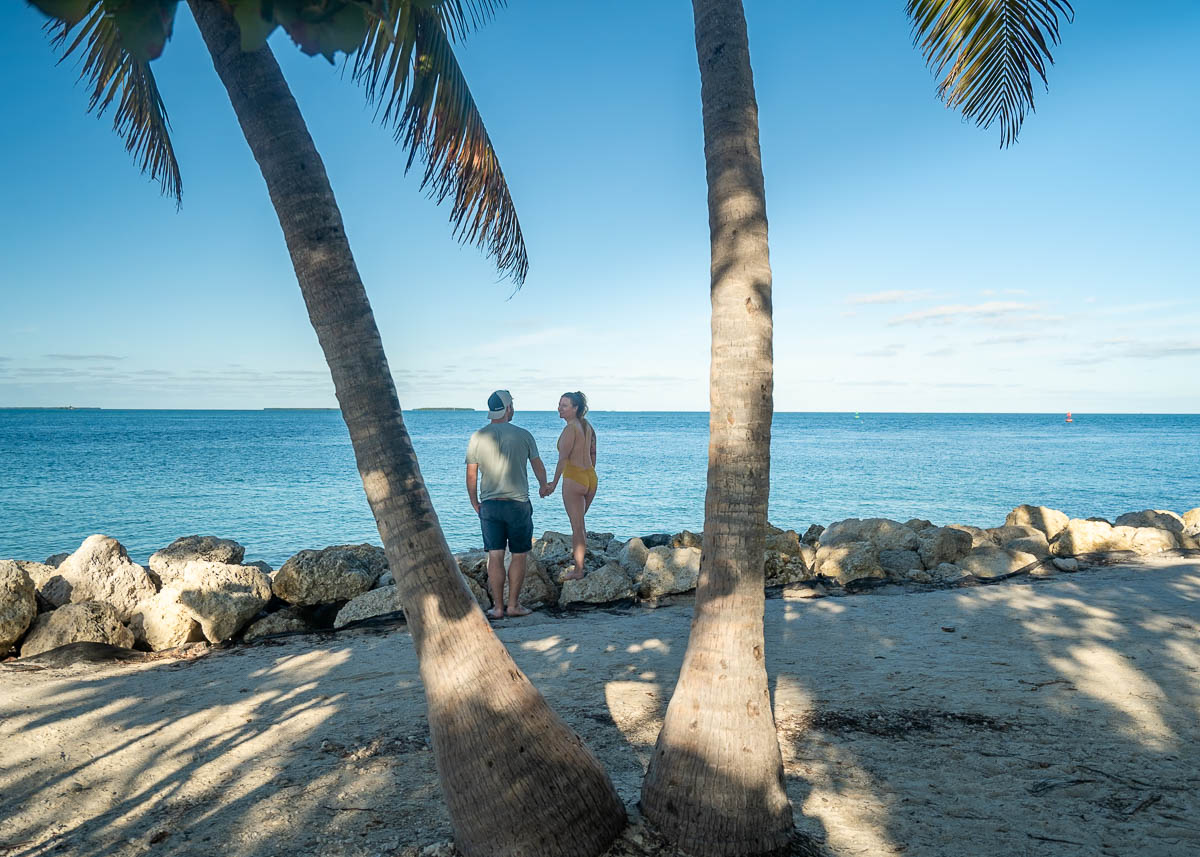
[505,604,532,617]
[486,607,504,620]
[560,569,584,581]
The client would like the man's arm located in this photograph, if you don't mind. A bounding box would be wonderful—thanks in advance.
[530,457,549,496]
[466,462,481,514]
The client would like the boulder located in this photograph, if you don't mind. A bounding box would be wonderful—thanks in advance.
[587,532,616,552]
[917,527,973,569]
[129,587,205,651]
[671,530,702,549]
[1005,535,1051,560]
[603,538,625,559]
[960,546,1039,579]
[1127,526,1178,555]
[531,531,572,566]
[7,561,62,612]
[1114,510,1184,534]
[177,561,272,642]
[1048,520,1176,556]
[879,549,923,578]
[560,563,635,606]
[272,545,383,606]
[20,601,134,658]
[904,518,935,533]
[821,518,919,552]
[1183,507,1200,536]
[504,557,559,609]
[636,546,701,599]
[764,529,814,585]
[801,524,825,546]
[617,537,650,574]
[814,541,884,585]
[639,533,673,549]
[334,585,402,629]
[44,552,69,568]
[374,570,395,589]
[246,560,273,575]
[0,561,38,655]
[243,607,313,643]
[149,536,246,585]
[945,524,993,549]
[1052,557,1080,572]
[53,535,158,622]
[1005,505,1069,540]
[907,562,965,584]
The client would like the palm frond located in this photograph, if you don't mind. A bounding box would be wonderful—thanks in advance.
[353,2,527,283]
[48,1,182,202]
[907,0,1074,147]
[433,0,505,42]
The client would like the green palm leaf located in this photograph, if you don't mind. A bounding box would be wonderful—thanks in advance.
[46,0,182,202]
[907,0,1074,147]
[353,1,527,283]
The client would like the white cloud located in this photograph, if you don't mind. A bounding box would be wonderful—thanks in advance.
[887,301,1038,326]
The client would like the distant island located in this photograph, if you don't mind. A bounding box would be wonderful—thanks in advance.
[0,406,101,411]
[413,407,477,411]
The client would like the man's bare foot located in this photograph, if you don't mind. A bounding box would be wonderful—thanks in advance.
[486,607,504,620]
[505,604,532,617]
[560,569,584,581]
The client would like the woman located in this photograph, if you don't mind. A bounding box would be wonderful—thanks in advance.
[544,391,596,580]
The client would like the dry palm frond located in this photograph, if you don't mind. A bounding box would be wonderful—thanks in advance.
[49,1,182,203]
[907,0,1074,147]
[353,1,527,283]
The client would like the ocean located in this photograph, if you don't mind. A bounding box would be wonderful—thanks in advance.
[1,410,1196,567]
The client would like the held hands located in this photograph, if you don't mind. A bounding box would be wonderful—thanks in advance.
[539,480,557,498]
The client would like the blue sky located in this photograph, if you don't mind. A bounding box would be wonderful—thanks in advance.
[2,1,1198,412]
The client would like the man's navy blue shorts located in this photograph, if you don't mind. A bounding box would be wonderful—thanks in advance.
[479,499,534,553]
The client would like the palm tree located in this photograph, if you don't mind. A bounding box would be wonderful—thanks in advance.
[26,2,625,855]
[639,1,1075,854]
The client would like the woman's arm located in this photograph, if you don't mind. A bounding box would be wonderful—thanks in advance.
[589,423,597,468]
[548,424,572,491]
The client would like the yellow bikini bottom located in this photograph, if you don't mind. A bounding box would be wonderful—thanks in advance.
[562,462,598,493]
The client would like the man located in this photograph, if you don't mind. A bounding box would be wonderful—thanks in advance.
[465,389,549,619]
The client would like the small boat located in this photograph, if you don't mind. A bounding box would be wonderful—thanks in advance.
[1065,412,1073,423]
[854,411,860,419]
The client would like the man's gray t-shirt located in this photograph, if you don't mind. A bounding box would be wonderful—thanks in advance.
[465,422,540,502]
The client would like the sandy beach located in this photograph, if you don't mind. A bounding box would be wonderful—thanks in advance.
[2,554,1198,857]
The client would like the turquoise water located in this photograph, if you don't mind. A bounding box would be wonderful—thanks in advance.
[1,410,1196,567]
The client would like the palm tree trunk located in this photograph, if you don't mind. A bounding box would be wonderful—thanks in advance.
[185,2,625,854]
[639,1,793,854]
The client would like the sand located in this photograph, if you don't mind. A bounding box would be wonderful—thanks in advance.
[2,554,1198,857]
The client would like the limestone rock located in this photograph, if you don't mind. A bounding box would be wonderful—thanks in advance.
[801,524,824,546]
[636,546,701,599]
[821,518,919,552]
[53,535,158,621]
[603,538,626,559]
[129,587,204,651]
[1005,505,1069,540]
[617,537,650,574]
[243,607,313,643]
[1127,526,1178,555]
[917,527,973,569]
[0,561,37,655]
[334,585,402,629]
[960,546,1038,579]
[20,601,133,658]
[879,549,922,578]
[906,562,964,584]
[246,560,273,575]
[502,557,559,609]
[560,562,634,606]
[1052,557,1080,572]
[374,570,395,589]
[1005,535,1051,560]
[44,552,69,567]
[1114,510,1184,534]
[904,518,935,533]
[177,561,272,642]
[814,541,884,585]
[7,561,62,612]
[671,530,702,549]
[272,545,383,606]
[945,524,993,549]
[532,531,572,566]
[639,533,672,549]
[764,529,814,585]
[1183,507,1200,536]
[587,531,616,552]
[149,536,246,585]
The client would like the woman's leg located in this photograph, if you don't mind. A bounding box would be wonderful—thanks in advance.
[562,478,588,579]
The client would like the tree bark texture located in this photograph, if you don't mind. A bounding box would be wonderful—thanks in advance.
[186,2,626,855]
[639,1,793,854]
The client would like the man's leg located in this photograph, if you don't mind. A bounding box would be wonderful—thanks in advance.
[506,552,531,616]
[486,549,507,619]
